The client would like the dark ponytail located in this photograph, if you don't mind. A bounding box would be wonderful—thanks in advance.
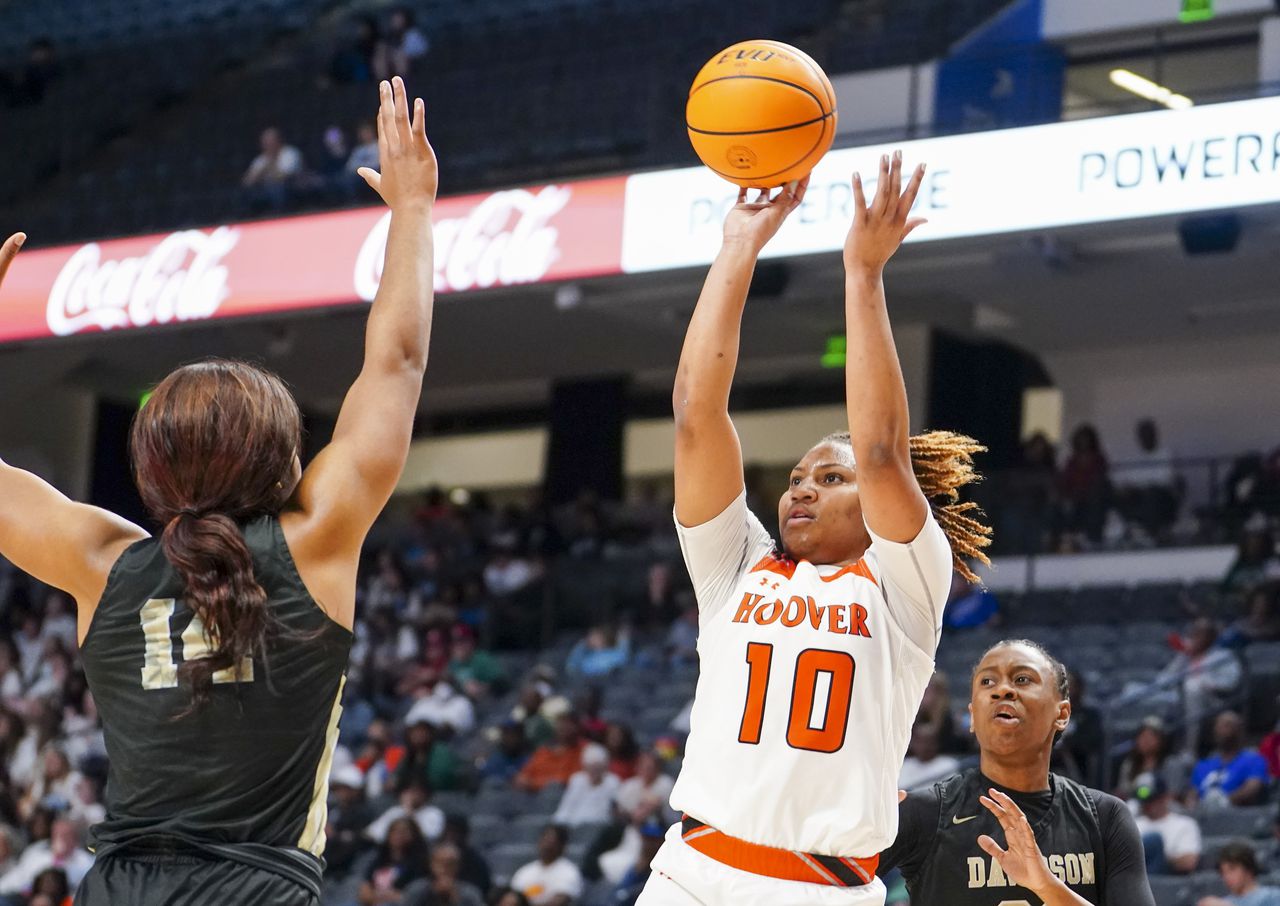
[161,511,276,711]
[131,359,303,714]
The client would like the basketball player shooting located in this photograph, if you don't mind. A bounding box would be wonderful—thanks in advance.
[638,152,992,906]
[0,75,434,905]
[880,640,1155,905]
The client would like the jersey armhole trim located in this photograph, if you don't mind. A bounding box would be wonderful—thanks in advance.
[79,535,154,651]
[273,518,355,640]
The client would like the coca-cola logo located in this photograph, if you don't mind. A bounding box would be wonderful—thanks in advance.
[354,185,571,300]
[47,228,240,336]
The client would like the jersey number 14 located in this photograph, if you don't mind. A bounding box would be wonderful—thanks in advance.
[139,598,255,690]
[738,642,855,753]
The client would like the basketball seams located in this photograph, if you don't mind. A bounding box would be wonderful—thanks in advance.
[755,39,835,111]
[696,115,832,185]
[686,75,827,136]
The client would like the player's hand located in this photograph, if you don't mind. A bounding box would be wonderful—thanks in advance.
[977,789,1060,898]
[0,232,26,292]
[844,150,925,275]
[358,76,437,211]
[898,789,907,803]
[722,176,809,255]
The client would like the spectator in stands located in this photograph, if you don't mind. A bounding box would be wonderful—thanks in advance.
[565,626,629,678]
[514,714,585,792]
[509,824,583,906]
[1223,528,1280,595]
[511,683,554,748]
[40,592,76,650]
[897,724,960,790]
[0,644,22,704]
[449,625,505,699]
[915,673,965,756]
[1056,669,1104,784]
[664,604,698,667]
[553,742,620,826]
[609,819,666,906]
[1190,711,1270,807]
[28,867,68,905]
[1222,583,1280,648]
[575,688,608,742]
[441,814,492,896]
[942,570,1000,630]
[366,777,445,843]
[1116,716,1193,801]
[483,543,539,597]
[325,764,374,878]
[1,38,61,107]
[1058,423,1112,547]
[1260,699,1280,780]
[240,127,305,213]
[314,125,350,201]
[603,723,639,779]
[403,841,486,906]
[1160,618,1243,755]
[328,15,379,84]
[393,719,461,794]
[1198,840,1280,906]
[373,7,430,81]
[478,719,531,784]
[1116,418,1182,543]
[1132,773,1201,875]
[359,815,431,905]
[616,752,674,824]
[405,679,476,737]
[997,431,1058,555]
[0,818,91,898]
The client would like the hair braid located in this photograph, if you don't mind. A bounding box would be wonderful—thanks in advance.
[823,429,993,583]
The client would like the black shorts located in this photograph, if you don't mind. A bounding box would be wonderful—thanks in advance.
[74,850,318,906]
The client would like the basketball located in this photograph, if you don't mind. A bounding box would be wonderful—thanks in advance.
[686,40,837,189]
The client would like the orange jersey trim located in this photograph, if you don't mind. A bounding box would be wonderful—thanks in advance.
[681,816,878,887]
[748,553,877,587]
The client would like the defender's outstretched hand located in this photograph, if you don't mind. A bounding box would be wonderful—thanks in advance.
[0,232,25,291]
[844,150,925,274]
[358,76,437,210]
[977,789,1060,897]
[722,176,809,256]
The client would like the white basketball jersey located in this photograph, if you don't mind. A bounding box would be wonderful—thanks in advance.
[668,491,952,858]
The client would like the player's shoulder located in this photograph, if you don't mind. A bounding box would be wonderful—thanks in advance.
[1059,774,1132,830]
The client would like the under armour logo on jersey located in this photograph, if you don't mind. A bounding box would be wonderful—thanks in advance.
[758,577,780,590]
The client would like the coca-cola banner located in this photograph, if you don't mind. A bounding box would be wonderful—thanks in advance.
[1,177,627,343]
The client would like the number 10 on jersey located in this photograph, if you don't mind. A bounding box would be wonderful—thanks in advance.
[738,643,856,753]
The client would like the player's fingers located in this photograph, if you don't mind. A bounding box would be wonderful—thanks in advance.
[377,81,395,157]
[0,232,25,285]
[872,153,891,216]
[990,789,1028,820]
[755,188,771,205]
[901,218,928,241]
[736,186,748,205]
[794,173,810,206]
[392,76,411,145]
[976,835,1006,860]
[899,163,925,219]
[410,97,428,151]
[897,789,907,803]
[979,795,1011,825]
[889,150,903,207]
[356,168,382,194]
[851,172,867,218]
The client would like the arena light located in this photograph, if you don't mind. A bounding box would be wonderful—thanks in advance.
[1108,69,1194,110]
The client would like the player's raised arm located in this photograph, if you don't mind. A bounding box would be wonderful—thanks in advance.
[0,231,150,623]
[842,151,930,543]
[673,178,807,527]
[286,76,436,624]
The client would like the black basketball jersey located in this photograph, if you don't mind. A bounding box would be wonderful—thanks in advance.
[80,515,352,884]
[879,768,1154,906]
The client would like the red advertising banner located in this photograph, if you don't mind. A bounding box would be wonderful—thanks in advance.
[0,176,628,343]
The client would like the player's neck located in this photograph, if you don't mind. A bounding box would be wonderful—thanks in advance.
[978,751,1052,793]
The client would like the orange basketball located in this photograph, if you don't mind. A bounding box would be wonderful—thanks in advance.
[686,40,837,189]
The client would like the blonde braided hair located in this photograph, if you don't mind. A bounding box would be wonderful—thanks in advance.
[823,430,993,583]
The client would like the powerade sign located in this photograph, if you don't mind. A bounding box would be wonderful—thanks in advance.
[621,95,1280,272]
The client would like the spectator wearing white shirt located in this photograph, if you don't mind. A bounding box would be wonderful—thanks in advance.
[240,127,305,213]
[365,779,445,843]
[1132,773,1200,875]
[405,680,475,736]
[0,819,93,897]
[614,753,674,822]
[510,824,583,906]
[483,545,539,596]
[898,723,961,791]
[1159,619,1243,756]
[553,743,619,827]
[38,592,77,651]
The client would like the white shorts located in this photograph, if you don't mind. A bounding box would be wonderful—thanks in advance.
[636,823,886,906]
